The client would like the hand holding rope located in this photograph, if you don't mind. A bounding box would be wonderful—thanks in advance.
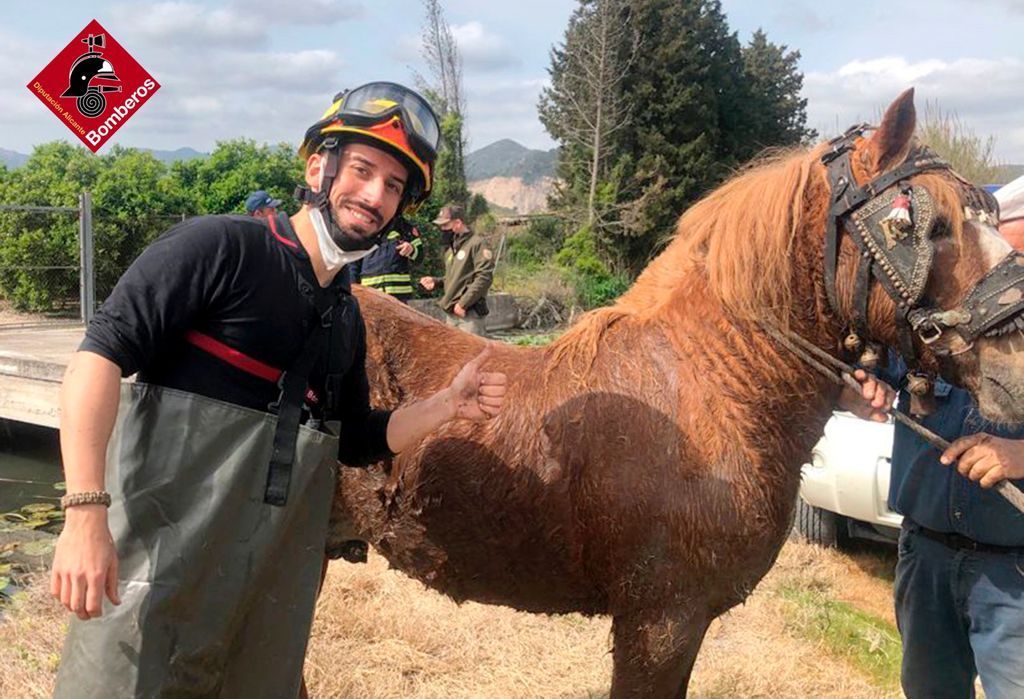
[764,325,1024,515]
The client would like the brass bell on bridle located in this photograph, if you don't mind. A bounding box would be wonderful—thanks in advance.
[906,372,932,396]
[858,343,882,369]
[907,371,936,417]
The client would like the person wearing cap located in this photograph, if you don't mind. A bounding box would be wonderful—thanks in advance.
[245,189,282,218]
[50,81,507,699]
[419,203,495,335]
[838,180,1024,699]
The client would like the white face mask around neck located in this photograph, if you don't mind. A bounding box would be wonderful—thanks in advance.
[308,208,377,274]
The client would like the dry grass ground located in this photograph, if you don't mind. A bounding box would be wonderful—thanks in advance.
[0,540,900,699]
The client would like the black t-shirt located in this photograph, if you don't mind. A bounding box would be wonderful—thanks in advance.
[81,213,391,465]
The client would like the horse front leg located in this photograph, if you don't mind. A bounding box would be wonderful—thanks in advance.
[609,605,711,698]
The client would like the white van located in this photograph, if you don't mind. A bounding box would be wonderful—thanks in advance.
[796,410,902,546]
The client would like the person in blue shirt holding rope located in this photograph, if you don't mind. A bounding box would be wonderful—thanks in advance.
[843,178,1024,698]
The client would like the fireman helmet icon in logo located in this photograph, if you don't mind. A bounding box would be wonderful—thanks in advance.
[61,33,122,118]
[29,19,160,152]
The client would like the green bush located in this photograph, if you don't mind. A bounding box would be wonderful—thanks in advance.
[507,216,564,267]
[468,193,490,222]
[0,212,79,312]
[555,225,630,308]
[474,212,498,234]
[573,271,631,308]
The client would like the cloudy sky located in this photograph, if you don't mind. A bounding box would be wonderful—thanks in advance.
[3,0,1023,160]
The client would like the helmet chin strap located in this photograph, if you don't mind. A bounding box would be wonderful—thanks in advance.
[308,208,376,274]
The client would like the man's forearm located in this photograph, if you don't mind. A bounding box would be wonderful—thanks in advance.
[385,387,456,454]
[59,351,123,492]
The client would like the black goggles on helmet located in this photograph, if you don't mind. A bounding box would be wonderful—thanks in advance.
[331,82,441,163]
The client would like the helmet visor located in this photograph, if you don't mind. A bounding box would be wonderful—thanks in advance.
[338,82,441,154]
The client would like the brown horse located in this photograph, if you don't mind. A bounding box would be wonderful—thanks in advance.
[329,90,1024,697]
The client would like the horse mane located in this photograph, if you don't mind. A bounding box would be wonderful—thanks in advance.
[550,145,826,370]
[549,137,978,375]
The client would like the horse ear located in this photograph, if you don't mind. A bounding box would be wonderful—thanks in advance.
[868,88,916,173]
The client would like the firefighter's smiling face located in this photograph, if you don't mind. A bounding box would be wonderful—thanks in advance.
[305,141,408,248]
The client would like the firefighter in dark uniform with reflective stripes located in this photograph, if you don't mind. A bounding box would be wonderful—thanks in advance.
[351,216,422,302]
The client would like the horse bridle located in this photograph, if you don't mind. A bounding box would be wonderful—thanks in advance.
[820,123,1024,387]
[765,131,1024,515]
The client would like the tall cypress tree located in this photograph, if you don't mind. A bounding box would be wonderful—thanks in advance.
[607,0,753,271]
[741,29,816,150]
[434,112,470,206]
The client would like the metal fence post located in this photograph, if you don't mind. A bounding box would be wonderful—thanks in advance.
[79,191,95,325]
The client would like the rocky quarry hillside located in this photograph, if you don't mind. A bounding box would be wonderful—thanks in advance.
[465,139,557,215]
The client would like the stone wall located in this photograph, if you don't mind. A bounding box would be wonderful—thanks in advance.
[408,292,519,332]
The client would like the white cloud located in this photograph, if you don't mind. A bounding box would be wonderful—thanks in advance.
[109,0,363,50]
[804,56,1024,162]
[215,49,346,90]
[72,1,351,151]
[2,4,553,155]
[396,22,521,76]
[116,45,347,150]
[771,2,834,33]
[2,31,76,143]
[464,77,553,150]
[230,0,364,25]
[109,2,267,49]
[179,96,221,116]
[452,21,521,72]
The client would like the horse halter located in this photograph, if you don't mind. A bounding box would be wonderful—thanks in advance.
[821,124,1024,389]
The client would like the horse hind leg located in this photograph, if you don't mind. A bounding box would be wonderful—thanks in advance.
[609,606,712,699]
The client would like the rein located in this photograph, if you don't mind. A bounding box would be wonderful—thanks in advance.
[764,324,1024,515]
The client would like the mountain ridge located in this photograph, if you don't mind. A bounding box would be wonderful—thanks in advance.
[0,146,208,169]
[465,139,556,184]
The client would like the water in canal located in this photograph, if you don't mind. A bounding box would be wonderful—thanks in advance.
[0,418,63,514]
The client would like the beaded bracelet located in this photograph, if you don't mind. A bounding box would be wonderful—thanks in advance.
[60,490,112,510]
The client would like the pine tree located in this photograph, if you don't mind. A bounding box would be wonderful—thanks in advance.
[606,0,752,270]
[741,29,816,150]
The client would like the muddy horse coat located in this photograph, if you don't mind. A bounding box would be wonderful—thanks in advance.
[329,91,1024,697]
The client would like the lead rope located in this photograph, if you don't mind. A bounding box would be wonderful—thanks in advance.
[763,324,1024,514]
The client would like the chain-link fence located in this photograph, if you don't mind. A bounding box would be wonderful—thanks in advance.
[0,195,193,328]
[0,202,82,327]
[0,204,558,328]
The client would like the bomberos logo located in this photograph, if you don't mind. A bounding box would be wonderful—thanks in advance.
[28,19,160,152]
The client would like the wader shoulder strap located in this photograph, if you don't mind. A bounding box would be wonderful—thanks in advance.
[264,302,333,506]
[182,215,338,505]
[264,214,338,506]
[184,311,334,507]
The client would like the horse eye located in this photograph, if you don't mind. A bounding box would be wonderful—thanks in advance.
[930,220,952,240]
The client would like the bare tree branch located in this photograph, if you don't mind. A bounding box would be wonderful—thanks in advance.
[539,0,640,228]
